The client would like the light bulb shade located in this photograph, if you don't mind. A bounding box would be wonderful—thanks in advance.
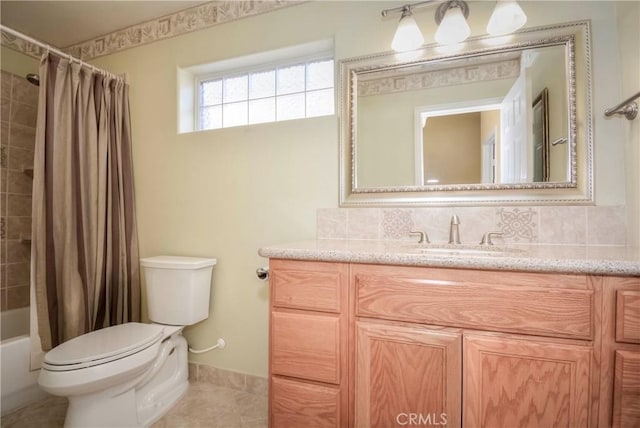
[487,0,527,36]
[391,11,425,52]
[434,5,471,45]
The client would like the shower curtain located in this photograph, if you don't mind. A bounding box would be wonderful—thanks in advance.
[31,53,140,351]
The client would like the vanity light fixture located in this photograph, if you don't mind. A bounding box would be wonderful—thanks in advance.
[434,1,470,45]
[391,6,425,52]
[486,0,527,35]
[382,0,527,52]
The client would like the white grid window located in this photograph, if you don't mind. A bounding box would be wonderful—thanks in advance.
[198,58,334,130]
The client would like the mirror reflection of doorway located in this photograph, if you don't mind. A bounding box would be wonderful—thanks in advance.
[415,100,501,186]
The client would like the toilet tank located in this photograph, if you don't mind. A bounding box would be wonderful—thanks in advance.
[140,256,217,326]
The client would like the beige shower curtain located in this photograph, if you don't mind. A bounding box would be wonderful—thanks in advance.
[32,53,140,351]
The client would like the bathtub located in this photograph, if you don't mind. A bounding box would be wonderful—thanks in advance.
[0,307,48,415]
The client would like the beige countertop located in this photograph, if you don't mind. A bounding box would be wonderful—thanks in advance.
[258,239,640,276]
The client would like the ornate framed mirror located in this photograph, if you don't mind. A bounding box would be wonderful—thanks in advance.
[339,21,592,206]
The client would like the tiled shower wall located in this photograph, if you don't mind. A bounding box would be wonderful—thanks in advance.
[1,70,37,311]
[317,205,627,246]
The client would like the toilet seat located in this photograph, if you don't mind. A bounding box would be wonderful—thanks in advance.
[43,323,165,372]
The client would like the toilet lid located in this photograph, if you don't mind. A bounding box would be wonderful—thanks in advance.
[44,323,164,368]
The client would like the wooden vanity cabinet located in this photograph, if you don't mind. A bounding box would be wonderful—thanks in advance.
[268,259,639,428]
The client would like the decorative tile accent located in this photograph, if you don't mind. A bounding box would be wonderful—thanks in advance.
[358,59,520,97]
[0,217,5,239]
[66,1,300,60]
[381,208,414,240]
[318,205,626,248]
[0,31,46,60]
[1,1,300,60]
[496,207,538,243]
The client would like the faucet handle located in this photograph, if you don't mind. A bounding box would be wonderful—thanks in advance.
[409,230,430,244]
[479,232,502,246]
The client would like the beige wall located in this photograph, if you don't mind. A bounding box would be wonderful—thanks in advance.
[88,1,633,376]
[0,46,39,77]
[615,2,640,246]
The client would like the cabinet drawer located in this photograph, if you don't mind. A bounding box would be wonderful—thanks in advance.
[353,264,594,340]
[613,350,640,427]
[271,311,341,384]
[271,376,343,428]
[270,259,347,313]
[616,290,640,344]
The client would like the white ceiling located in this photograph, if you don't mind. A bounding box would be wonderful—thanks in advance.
[0,1,207,48]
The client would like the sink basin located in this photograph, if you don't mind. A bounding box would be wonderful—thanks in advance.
[402,243,524,257]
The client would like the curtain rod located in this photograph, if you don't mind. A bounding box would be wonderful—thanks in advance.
[0,25,125,82]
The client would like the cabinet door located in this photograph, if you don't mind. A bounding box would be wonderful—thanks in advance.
[612,350,640,428]
[355,322,461,428]
[463,334,592,428]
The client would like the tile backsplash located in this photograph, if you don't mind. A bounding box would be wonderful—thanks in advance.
[317,205,627,246]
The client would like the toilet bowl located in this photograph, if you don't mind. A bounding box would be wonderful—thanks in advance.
[38,256,217,427]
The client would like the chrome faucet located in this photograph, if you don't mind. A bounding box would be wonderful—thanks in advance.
[410,230,430,244]
[479,232,503,246]
[448,215,461,244]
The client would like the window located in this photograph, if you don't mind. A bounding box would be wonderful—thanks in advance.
[197,57,334,131]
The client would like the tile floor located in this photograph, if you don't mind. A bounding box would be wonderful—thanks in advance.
[1,380,267,428]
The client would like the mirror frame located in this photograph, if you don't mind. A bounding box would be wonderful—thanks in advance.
[339,21,593,207]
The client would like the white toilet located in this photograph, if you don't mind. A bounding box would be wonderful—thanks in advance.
[38,255,217,427]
